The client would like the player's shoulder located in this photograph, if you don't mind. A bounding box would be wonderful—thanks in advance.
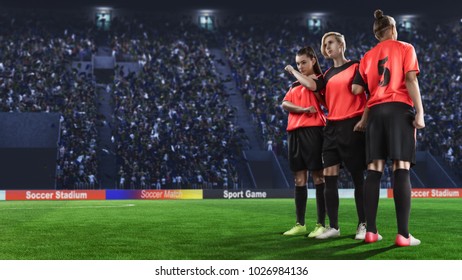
[397,40,416,52]
[345,60,360,69]
[382,39,414,50]
[396,40,413,46]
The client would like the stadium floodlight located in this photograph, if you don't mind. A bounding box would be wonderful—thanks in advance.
[307,12,327,18]
[198,9,216,14]
[397,14,419,33]
[197,10,217,31]
[303,12,328,34]
[95,6,113,11]
[94,6,113,31]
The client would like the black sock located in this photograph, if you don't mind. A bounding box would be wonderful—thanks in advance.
[393,169,411,238]
[324,176,339,229]
[295,186,307,226]
[351,170,366,224]
[364,170,382,233]
[315,183,326,226]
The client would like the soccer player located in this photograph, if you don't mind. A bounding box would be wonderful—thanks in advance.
[314,32,368,240]
[282,46,327,237]
[352,9,425,246]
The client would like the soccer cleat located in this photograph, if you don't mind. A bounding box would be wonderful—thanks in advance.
[355,223,367,240]
[395,233,421,247]
[283,223,307,236]
[364,231,383,243]
[315,227,340,239]
[307,223,327,238]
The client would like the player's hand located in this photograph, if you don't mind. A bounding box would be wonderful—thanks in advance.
[413,112,425,129]
[353,118,366,132]
[284,65,294,74]
[304,106,317,113]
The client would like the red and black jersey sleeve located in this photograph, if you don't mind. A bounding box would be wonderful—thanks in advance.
[313,74,325,92]
[353,68,366,87]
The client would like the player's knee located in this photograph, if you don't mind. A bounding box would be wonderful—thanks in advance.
[311,170,324,185]
[368,160,385,172]
[392,160,410,170]
[323,164,339,176]
[294,177,306,186]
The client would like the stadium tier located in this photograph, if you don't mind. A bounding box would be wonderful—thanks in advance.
[0,7,460,190]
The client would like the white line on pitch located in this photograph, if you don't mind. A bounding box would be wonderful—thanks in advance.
[0,204,136,210]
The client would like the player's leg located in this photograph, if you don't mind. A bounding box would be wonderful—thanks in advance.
[316,122,341,239]
[298,126,327,238]
[364,160,384,243]
[345,162,367,239]
[341,116,367,239]
[388,103,420,246]
[284,129,308,236]
[363,104,389,243]
[283,170,308,235]
[323,164,340,230]
[307,169,328,237]
[392,162,420,246]
[392,161,411,238]
[294,170,309,227]
[312,170,326,227]
[351,168,367,239]
[316,164,341,239]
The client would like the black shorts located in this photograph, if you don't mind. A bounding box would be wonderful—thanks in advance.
[288,126,324,172]
[366,102,416,165]
[322,116,367,171]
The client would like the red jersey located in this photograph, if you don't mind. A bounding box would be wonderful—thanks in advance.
[355,40,419,108]
[321,61,366,121]
[283,81,326,131]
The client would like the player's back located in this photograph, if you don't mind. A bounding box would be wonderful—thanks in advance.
[360,40,418,107]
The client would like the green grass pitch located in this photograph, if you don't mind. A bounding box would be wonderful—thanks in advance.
[0,198,460,260]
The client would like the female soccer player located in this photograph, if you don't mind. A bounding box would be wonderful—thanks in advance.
[314,32,368,240]
[352,10,425,246]
[282,46,327,237]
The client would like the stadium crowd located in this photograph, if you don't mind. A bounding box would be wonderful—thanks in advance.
[414,22,462,172]
[109,16,243,189]
[0,12,99,189]
[0,9,460,189]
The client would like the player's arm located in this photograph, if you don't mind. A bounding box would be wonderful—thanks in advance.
[284,65,326,105]
[351,84,365,95]
[352,69,366,95]
[353,106,369,132]
[311,76,326,107]
[353,85,370,132]
[282,100,317,114]
[284,65,317,91]
[405,71,425,129]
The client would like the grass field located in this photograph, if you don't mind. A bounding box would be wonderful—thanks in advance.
[0,198,461,260]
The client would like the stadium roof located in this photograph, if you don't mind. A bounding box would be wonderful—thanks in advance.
[1,0,461,17]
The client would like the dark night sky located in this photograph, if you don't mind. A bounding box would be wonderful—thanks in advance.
[0,0,461,17]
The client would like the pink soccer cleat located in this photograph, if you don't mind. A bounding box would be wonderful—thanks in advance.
[395,234,421,246]
[364,231,383,243]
